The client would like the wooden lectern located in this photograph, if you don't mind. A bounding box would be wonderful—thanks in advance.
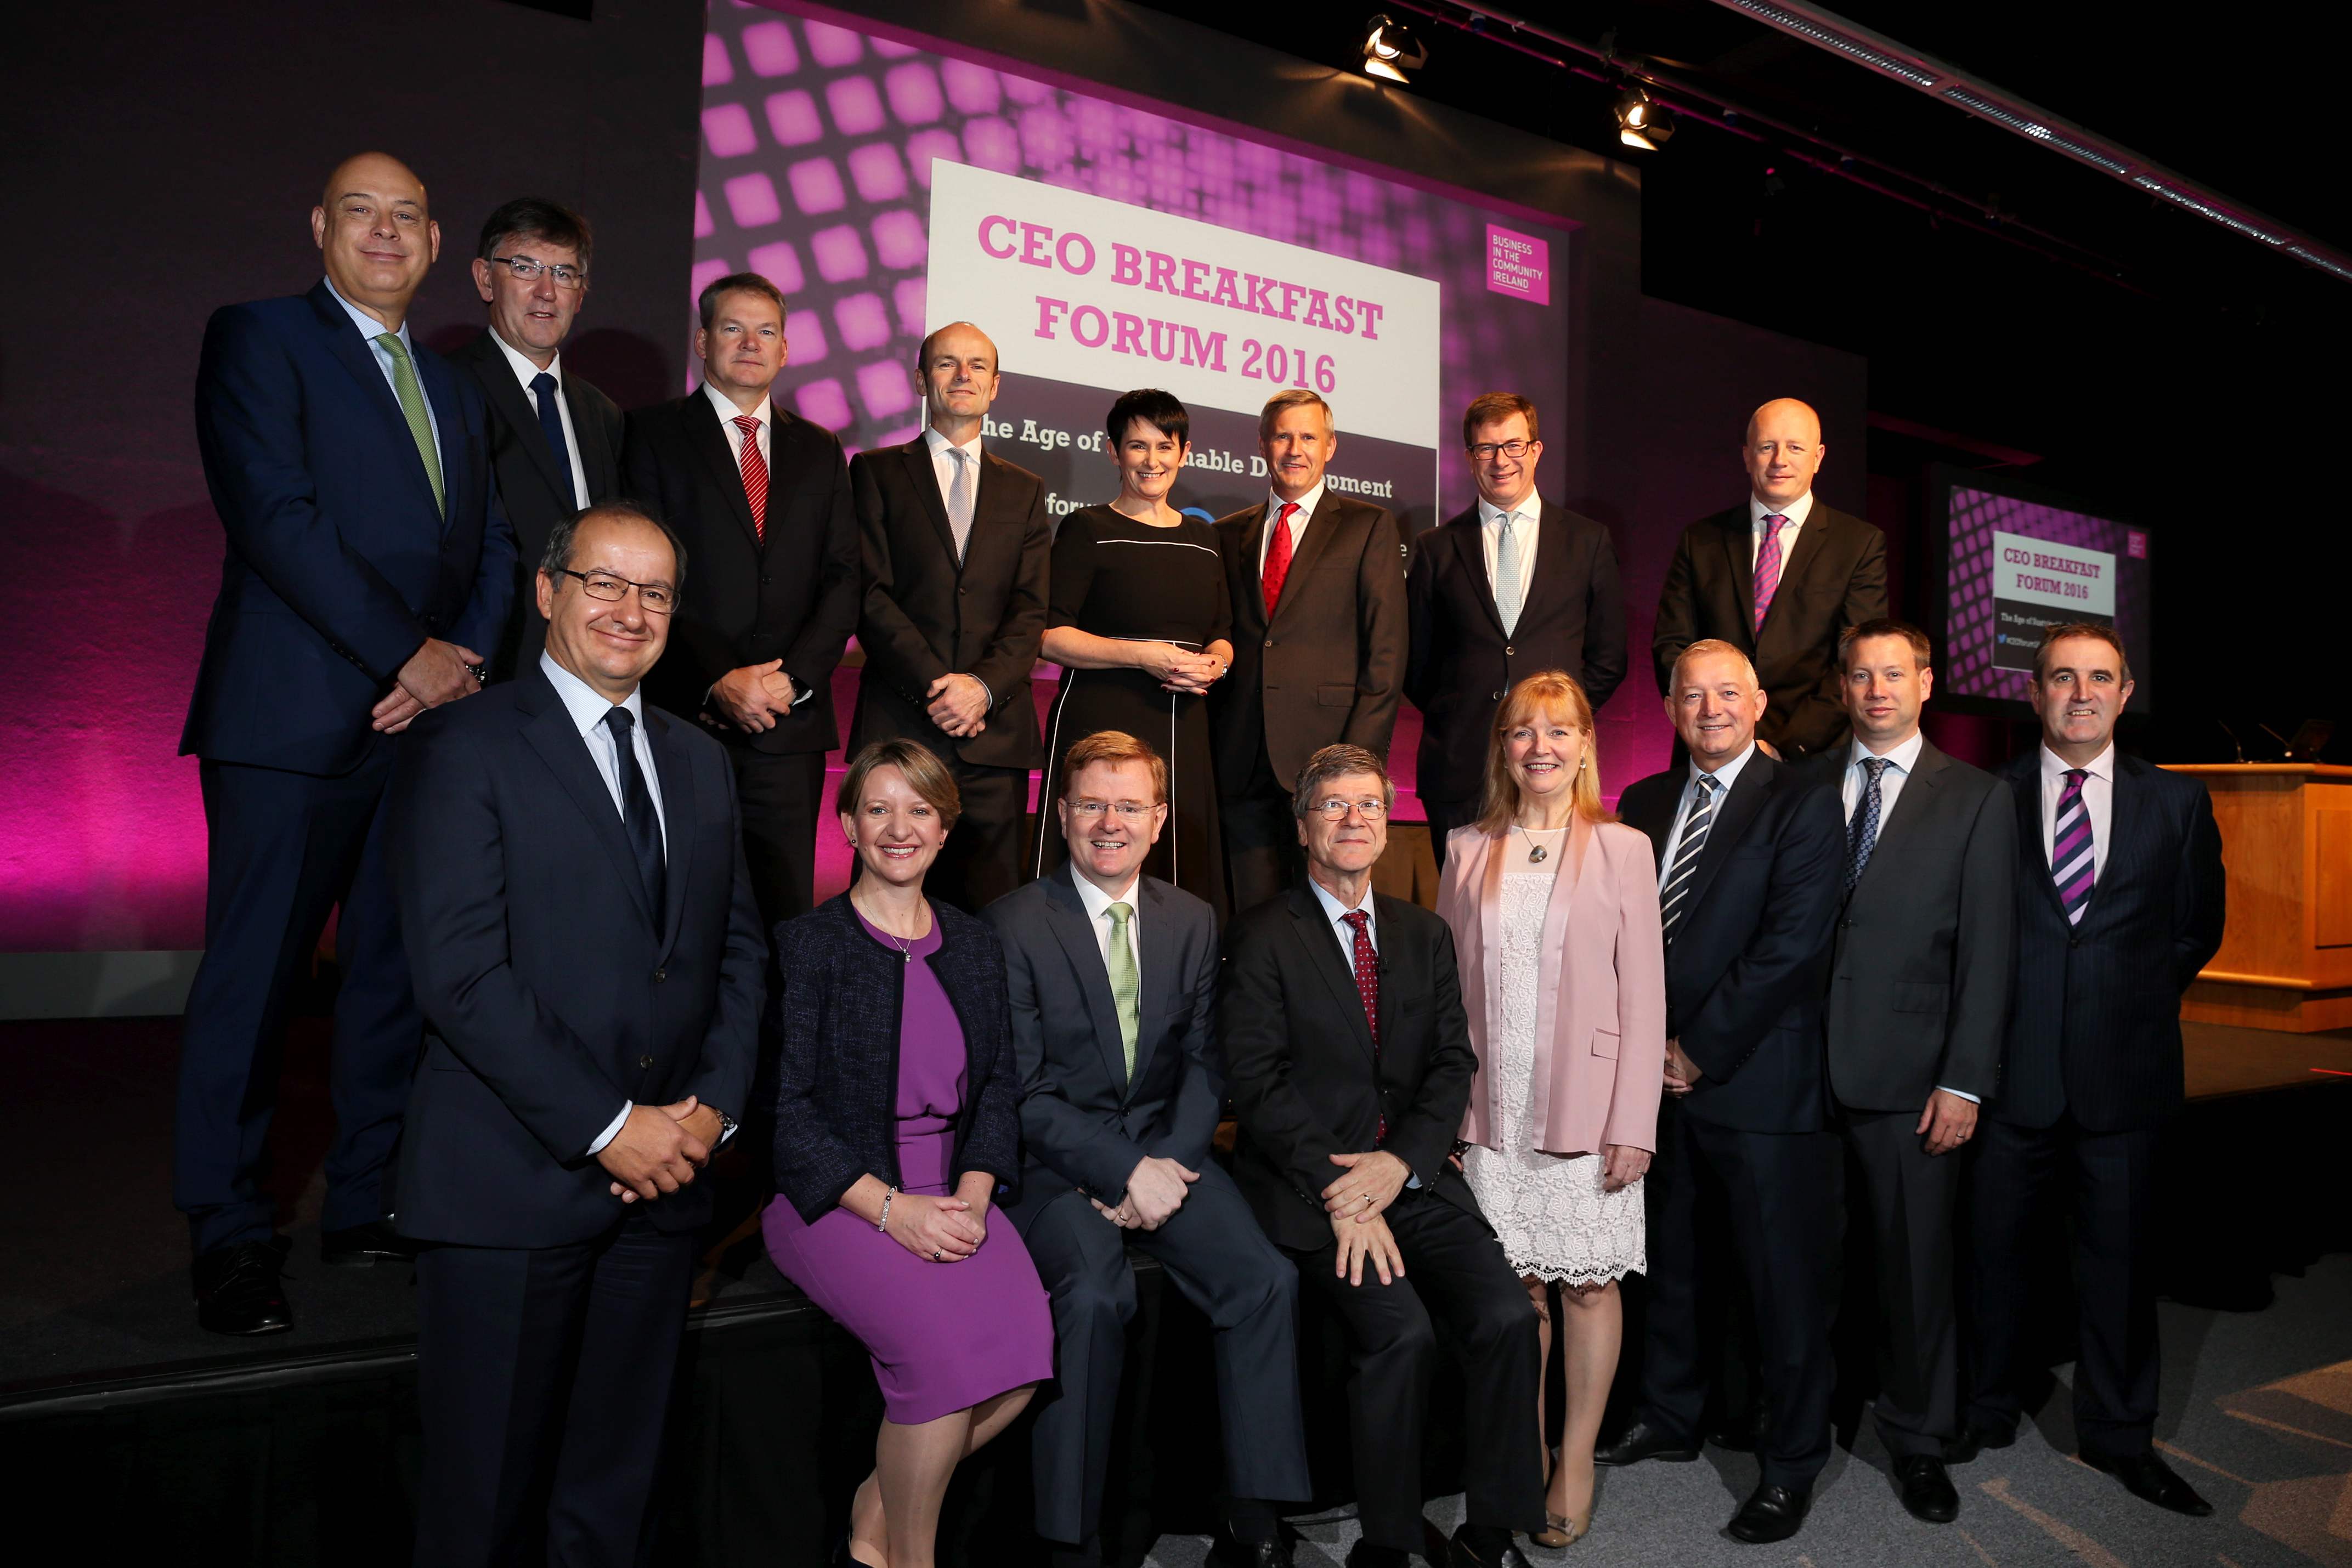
[2166,763,2352,1032]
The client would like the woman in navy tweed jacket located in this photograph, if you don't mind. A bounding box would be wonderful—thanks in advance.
[766,739,1051,1567]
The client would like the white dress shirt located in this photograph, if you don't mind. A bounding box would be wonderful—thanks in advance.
[1478,491,1541,618]
[1749,489,1815,565]
[1070,867,1143,972]
[324,277,442,470]
[1839,729,1976,1103]
[490,329,591,507]
[704,380,772,472]
[1661,740,1760,874]
[2040,742,2116,878]
[923,422,984,512]
[1256,480,1328,574]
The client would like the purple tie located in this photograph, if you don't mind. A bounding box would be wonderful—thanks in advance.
[2052,768,2096,925]
[1752,514,1789,633]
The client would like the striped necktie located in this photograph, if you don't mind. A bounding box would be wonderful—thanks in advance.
[1658,773,1718,942]
[2051,768,2096,925]
[1846,756,1889,893]
[1752,514,1788,633]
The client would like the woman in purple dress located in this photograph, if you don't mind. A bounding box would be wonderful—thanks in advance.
[768,739,1052,1568]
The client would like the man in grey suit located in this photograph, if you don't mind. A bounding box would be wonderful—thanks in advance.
[988,730,1309,1568]
[1800,619,2016,1527]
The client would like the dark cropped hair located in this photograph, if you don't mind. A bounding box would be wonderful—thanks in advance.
[697,271,788,331]
[540,500,687,592]
[1292,743,1393,819]
[1460,390,1539,450]
[1105,388,1189,452]
[2032,620,2133,687]
[1836,617,1933,672]
[477,197,595,274]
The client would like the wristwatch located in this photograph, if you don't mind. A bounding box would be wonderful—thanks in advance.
[713,1108,737,1142]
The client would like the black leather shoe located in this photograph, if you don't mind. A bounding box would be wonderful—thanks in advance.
[1944,1421,2016,1465]
[1448,1524,1530,1568]
[1726,1483,1810,1544]
[192,1238,293,1336]
[1708,1409,1765,1452]
[1896,1454,1960,1522]
[1209,1533,1292,1568]
[321,1218,417,1267]
[1595,1418,1700,1466]
[2083,1448,2213,1517]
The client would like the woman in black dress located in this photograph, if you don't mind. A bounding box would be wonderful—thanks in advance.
[1034,389,1234,914]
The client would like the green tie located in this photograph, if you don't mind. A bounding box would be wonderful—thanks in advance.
[1106,902,1140,1079]
[374,332,445,514]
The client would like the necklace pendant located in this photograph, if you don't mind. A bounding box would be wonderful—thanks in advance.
[1528,844,1548,863]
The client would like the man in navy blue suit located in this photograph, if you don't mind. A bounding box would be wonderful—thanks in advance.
[178,151,513,1334]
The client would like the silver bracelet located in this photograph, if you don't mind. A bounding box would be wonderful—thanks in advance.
[877,1185,898,1232]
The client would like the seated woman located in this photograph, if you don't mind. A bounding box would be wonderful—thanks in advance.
[768,738,1051,1568]
[1437,671,1666,1549]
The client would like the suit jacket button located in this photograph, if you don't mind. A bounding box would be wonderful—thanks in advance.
[654,967,667,982]
[1491,690,1505,700]
[2069,937,2081,948]
[1265,638,1275,648]
[638,1054,654,1069]
[958,586,969,596]
[761,575,773,586]
[1503,644,1514,656]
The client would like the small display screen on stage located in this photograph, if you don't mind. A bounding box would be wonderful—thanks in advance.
[692,2,1578,538]
[1927,464,2153,714]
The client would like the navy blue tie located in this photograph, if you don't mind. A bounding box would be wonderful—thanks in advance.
[529,371,579,510]
[603,706,665,919]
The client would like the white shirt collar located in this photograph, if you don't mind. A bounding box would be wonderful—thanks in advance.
[1308,873,1375,938]
[924,423,983,463]
[2041,740,2115,784]
[1749,490,1815,529]
[1478,491,1542,528]
[489,327,561,391]
[539,649,642,737]
[1269,480,1326,522]
[1850,728,1926,775]
[702,379,771,431]
[1688,739,1759,797]
[1070,864,1143,924]
[323,276,409,350]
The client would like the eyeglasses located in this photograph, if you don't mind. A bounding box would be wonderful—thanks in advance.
[1308,798,1389,820]
[559,568,675,614]
[1066,801,1158,819]
[487,255,588,290]
[1465,439,1536,462]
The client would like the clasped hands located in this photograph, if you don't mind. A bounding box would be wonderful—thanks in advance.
[598,1095,723,1203]
[372,637,484,733]
[1136,642,1225,696]
[1663,1037,1703,1097]
[925,672,990,737]
[885,1173,998,1263]
[707,660,797,733]
[1092,1154,1198,1230]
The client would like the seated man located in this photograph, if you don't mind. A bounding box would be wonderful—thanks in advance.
[1222,744,1542,1568]
[990,731,1309,1568]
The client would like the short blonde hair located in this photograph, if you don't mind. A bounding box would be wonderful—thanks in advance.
[1060,730,1169,805]
[1258,387,1333,442]
[1667,638,1760,693]
[836,739,961,831]
[1475,672,1611,834]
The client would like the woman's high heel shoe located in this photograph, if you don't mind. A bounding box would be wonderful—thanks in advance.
[1531,1510,1591,1548]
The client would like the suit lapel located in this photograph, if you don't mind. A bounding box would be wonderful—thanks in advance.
[1452,515,1507,638]
[898,438,963,565]
[1684,757,1773,917]
[1853,743,1947,896]
[1621,782,1678,871]
[1518,501,1578,635]
[1229,506,1272,635]
[1291,886,1376,1061]
[648,710,698,957]
[520,675,657,930]
[1271,493,1344,620]
[1719,511,1757,652]
[415,350,463,525]
[1045,873,1130,1093]
[2088,754,2144,926]
[473,340,573,505]
[1756,507,1831,646]
[310,285,441,517]
[566,378,618,501]
[2014,759,2066,920]
[1131,876,1180,1090]
[686,392,763,551]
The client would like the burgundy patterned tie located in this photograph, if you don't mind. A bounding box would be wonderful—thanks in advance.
[1341,909,1384,1142]
[733,414,768,542]
[2051,768,2096,925]
[1752,514,1789,633]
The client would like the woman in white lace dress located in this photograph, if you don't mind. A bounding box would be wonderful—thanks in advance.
[1436,671,1666,1548]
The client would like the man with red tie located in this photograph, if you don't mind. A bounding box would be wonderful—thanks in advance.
[1651,398,1886,758]
[1210,390,1407,916]
[623,272,859,928]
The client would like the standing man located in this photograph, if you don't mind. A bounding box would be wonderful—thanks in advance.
[1595,640,1847,1544]
[625,272,859,928]
[988,731,1310,1568]
[1652,398,1886,758]
[850,321,1051,912]
[1212,391,1407,915]
[1801,619,2015,1525]
[388,501,764,1566]
[1223,744,1542,1568]
[1407,392,1625,861]
[448,197,625,679]
[1954,624,2224,1515]
[179,151,512,1334]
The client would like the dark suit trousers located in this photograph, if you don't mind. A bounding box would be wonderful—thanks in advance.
[1222,772,1304,918]
[1638,1103,1844,1488]
[1965,1114,2163,1459]
[1421,796,1477,870]
[176,751,418,1252]
[927,759,1028,914]
[732,749,826,930]
[414,1214,696,1568]
[1023,1164,1309,1545]
[1291,1187,1543,1550]
[1843,1108,1964,1457]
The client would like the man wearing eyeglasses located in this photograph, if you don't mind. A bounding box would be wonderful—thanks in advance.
[624,271,858,929]
[1223,744,1544,1568]
[987,729,1308,1568]
[448,198,626,680]
[1407,393,1625,865]
[178,151,513,1336]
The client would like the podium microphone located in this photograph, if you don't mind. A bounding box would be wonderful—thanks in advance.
[2218,720,2247,764]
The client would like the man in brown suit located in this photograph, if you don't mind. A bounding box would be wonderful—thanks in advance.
[1651,398,1886,758]
[1209,389,1407,916]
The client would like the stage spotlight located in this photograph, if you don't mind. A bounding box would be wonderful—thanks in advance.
[1361,14,1428,84]
[1614,84,1677,151]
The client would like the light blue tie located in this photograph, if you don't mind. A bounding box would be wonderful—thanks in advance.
[1494,508,1525,633]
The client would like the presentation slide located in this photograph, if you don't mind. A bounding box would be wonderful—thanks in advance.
[1933,466,2153,712]
[691,2,1576,535]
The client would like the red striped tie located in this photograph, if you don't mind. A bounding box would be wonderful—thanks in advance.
[734,415,767,543]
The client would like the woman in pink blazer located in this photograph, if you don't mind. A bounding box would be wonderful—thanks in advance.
[1437,670,1666,1548]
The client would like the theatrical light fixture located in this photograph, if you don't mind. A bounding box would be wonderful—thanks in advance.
[1360,14,1428,84]
[1614,85,1677,151]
